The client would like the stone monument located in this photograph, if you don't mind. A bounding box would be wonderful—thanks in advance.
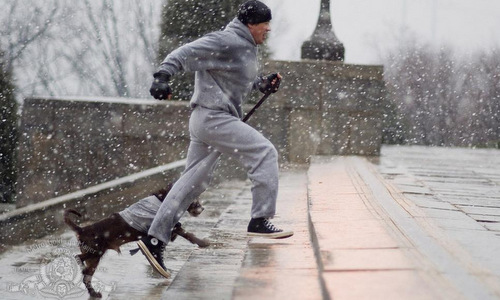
[301,0,345,61]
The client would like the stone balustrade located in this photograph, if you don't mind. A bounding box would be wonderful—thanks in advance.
[16,60,385,207]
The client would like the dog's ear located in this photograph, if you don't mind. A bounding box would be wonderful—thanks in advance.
[152,183,173,202]
[152,189,167,201]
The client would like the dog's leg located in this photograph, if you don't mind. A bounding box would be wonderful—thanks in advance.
[74,253,87,271]
[187,200,204,217]
[82,256,103,298]
[173,226,210,248]
[76,249,95,263]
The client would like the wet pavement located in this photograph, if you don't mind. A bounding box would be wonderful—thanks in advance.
[0,180,247,300]
[376,146,500,299]
[1,145,499,299]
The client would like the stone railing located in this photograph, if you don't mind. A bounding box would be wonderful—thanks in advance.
[15,60,385,207]
[1,160,185,248]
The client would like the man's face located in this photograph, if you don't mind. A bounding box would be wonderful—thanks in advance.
[248,22,271,45]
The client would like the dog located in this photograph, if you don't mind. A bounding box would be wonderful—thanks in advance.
[64,187,208,298]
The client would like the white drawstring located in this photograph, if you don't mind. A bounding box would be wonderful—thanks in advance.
[264,219,281,232]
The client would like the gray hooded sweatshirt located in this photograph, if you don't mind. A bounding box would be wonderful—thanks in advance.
[157,18,260,119]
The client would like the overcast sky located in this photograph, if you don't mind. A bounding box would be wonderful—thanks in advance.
[263,0,500,64]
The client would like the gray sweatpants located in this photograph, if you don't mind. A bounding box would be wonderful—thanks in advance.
[119,195,161,233]
[147,106,279,244]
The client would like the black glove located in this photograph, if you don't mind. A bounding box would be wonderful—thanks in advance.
[258,73,281,94]
[150,71,172,100]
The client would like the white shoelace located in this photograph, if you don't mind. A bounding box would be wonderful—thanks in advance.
[264,219,281,232]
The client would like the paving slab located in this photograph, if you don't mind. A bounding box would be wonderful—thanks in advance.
[233,166,323,300]
[307,156,457,300]
[323,270,440,300]
[377,146,500,299]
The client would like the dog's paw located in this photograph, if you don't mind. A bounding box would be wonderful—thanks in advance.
[198,239,210,248]
[74,254,84,266]
[89,289,102,298]
[187,200,204,217]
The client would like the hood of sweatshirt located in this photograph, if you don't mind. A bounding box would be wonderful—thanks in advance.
[225,18,256,46]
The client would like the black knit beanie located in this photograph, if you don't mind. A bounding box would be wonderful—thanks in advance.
[237,1,272,25]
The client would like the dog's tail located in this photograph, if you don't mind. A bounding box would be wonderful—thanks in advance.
[64,209,83,234]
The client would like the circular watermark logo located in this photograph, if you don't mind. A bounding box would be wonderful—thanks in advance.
[6,241,116,299]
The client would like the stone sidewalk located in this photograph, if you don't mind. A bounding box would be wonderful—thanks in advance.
[163,147,500,299]
[375,146,500,299]
[1,146,499,299]
[307,156,452,300]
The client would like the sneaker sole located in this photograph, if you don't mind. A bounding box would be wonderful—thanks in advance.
[247,231,294,239]
[137,240,171,279]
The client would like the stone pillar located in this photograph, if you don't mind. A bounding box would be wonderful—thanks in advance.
[260,60,386,163]
[301,0,345,61]
[15,98,192,207]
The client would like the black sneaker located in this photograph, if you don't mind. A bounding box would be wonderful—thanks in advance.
[247,218,294,239]
[137,235,170,278]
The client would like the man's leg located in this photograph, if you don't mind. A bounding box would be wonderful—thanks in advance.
[137,137,220,278]
[189,107,292,238]
[148,140,220,244]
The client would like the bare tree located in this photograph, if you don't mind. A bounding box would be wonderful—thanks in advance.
[55,0,161,98]
[460,50,500,147]
[0,47,18,203]
[0,0,68,97]
[382,37,500,147]
[1,0,163,99]
[0,1,60,71]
